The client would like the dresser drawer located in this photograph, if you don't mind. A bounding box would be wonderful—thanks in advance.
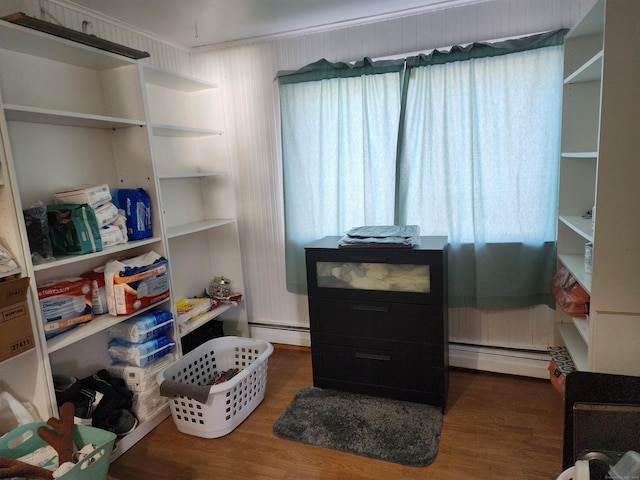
[305,238,447,306]
[312,343,446,406]
[309,298,444,351]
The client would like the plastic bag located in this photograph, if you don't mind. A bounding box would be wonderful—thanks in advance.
[0,391,40,436]
[47,203,103,255]
[550,266,590,318]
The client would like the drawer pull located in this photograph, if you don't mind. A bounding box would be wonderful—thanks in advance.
[355,352,391,362]
[352,305,389,313]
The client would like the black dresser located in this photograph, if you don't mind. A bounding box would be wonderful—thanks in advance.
[305,235,448,411]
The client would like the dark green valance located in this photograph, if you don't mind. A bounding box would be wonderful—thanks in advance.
[277,57,404,85]
[277,29,568,86]
[407,29,568,68]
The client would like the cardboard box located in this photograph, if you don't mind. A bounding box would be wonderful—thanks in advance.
[0,277,35,361]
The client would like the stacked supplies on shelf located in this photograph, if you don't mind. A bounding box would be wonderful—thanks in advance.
[50,184,128,253]
[107,311,176,423]
[104,251,170,316]
[23,185,153,265]
[37,277,93,339]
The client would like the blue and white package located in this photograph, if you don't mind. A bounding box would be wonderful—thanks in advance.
[108,335,175,367]
[108,310,174,343]
[111,188,152,240]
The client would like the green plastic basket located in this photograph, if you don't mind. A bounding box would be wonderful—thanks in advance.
[0,422,116,480]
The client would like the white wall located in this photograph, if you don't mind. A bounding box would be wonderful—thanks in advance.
[190,0,597,354]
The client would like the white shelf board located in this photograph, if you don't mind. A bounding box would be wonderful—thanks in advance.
[45,302,167,353]
[0,21,135,70]
[4,104,145,129]
[572,316,589,344]
[561,151,598,159]
[558,254,592,294]
[559,215,594,242]
[32,237,163,272]
[178,303,235,337]
[143,65,218,92]
[0,267,22,279]
[166,219,235,239]
[558,323,588,371]
[564,50,603,84]
[151,123,222,137]
[158,172,228,180]
[566,0,604,39]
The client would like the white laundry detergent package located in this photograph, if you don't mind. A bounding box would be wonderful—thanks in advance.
[104,251,170,315]
[108,310,174,343]
[37,277,93,339]
[53,184,111,208]
[108,335,175,367]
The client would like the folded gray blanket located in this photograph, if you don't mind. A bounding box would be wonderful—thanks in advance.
[159,380,211,404]
[338,225,421,248]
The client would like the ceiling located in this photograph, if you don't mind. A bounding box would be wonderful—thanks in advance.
[67,0,477,49]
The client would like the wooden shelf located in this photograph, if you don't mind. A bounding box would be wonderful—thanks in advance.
[166,219,235,239]
[178,303,236,337]
[150,123,222,137]
[143,65,218,92]
[564,50,603,84]
[46,303,167,353]
[0,20,135,69]
[4,104,145,129]
[32,237,163,272]
[557,323,588,371]
[559,215,594,242]
[158,172,228,180]
[558,254,592,294]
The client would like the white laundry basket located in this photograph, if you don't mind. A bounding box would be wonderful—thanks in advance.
[158,336,274,438]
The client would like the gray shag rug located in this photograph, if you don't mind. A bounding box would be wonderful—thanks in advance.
[272,386,443,467]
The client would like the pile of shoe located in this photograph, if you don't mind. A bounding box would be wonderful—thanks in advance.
[53,370,138,437]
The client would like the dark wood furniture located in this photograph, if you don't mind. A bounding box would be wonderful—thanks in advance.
[305,235,448,411]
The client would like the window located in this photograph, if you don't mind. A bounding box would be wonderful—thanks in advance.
[279,31,566,308]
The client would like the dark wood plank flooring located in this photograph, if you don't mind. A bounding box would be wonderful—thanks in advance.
[109,345,564,479]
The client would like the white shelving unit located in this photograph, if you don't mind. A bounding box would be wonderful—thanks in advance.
[142,65,248,342]
[0,20,174,459]
[556,0,640,375]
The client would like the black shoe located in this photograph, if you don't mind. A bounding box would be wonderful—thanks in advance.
[93,409,138,437]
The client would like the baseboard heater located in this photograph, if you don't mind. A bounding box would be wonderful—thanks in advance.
[248,323,551,379]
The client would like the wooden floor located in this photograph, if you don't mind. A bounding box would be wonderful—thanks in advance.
[109,345,565,479]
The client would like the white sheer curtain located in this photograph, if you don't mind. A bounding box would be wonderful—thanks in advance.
[279,35,565,305]
[280,71,401,293]
[398,45,564,308]
[399,46,564,244]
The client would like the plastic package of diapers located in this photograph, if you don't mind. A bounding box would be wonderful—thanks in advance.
[37,277,93,339]
[108,310,174,343]
[104,251,170,315]
[47,204,102,255]
[108,335,175,367]
[111,188,152,240]
[53,184,111,208]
